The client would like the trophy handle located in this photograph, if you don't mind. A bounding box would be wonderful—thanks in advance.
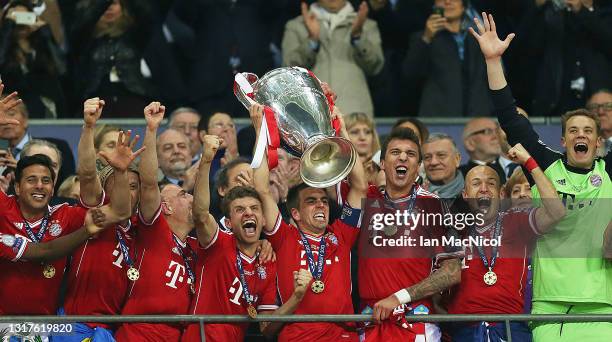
[234,72,259,109]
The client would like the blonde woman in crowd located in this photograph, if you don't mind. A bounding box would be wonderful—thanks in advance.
[345,111,381,184]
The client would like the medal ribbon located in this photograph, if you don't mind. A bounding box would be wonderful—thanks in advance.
[383,185,417,220]
[298,230,326,281]
[172,235,196,290]
[23,212,50,243]
[235,249,255,307]
[115,228,134,268]
[471,214,502,270]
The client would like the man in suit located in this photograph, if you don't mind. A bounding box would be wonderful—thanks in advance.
[0,99,75,190]
[460,117,511,184]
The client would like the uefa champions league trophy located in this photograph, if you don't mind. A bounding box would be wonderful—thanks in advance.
[234,67,357,188]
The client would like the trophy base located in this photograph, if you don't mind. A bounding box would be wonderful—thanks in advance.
[300,136,357,188]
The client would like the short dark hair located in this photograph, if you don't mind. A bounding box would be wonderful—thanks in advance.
[15,154,56,183]
[380,127,422,162]
[286,183,310,212]
[221,186,262,217]
[392,118,429,144]
[215,157,250,193]
[561,109,601,136]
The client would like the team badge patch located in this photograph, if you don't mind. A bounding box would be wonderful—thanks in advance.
[341,205,352,219]
[556,179,566,186]
[326,233,338,246]
[590,174,602,187]
[257,265,267,279]
[1,234,16,247]
[49,221,63,237]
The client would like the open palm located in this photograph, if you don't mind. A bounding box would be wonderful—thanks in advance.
[99,130,145,171]
[468,12,515,60]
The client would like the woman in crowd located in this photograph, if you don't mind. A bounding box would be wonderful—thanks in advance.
[69,0,157,117]
[0,0,66,118]
[345,111,381,184]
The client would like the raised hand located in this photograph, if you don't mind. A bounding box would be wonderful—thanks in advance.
[293,269,313,300]
[236,169,254,187]
[83,98,105,128]
[201,135,222,164]
[507,143,532,165]
[320,82,338,103]
[331,106,349,139]
[468,12,515,61]
[351,1,369,37]
[99,130,146,171]
[301,1,320,41]
[248,103,265,134]
[143,102,166,130]
[0,83,21,126]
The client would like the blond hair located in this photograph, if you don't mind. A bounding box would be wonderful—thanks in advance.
[344,112,381,157]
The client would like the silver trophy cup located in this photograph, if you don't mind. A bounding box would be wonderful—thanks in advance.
[235,67,356,188]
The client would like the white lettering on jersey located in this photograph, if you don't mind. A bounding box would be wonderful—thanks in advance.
[299,250,339,266]
[112,243,124,268]
[165,261,186,289]
[228,277,243,305]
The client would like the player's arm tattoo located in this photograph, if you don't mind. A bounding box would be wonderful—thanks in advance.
[406,258,461,302]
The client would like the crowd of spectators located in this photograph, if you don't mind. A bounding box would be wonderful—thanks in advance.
[0,0,608,120]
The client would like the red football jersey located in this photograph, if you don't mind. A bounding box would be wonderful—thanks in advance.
[447,208,539,315]
[182,227,279,342]
[0,233,28,261]
[115,209,198,342]
[62,216,138,328]
[0,191,88,314]
[265,204,362,342]
[340,181,461,341]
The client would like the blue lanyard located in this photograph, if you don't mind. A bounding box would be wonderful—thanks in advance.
[172,235,196,287]
[471,214,502,270]
[115,227,134,268]
[235,249,254,305]
[23,212,50,242]
[298,230,326,281]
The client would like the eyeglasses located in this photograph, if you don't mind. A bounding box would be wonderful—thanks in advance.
[586,102,612,112]
[468,127,497,137]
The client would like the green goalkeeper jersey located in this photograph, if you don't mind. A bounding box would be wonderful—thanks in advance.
[531,158,612,304]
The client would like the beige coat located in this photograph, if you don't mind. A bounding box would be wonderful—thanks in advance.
[282,14,384,116]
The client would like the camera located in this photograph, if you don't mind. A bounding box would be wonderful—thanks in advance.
[432,6,445,17]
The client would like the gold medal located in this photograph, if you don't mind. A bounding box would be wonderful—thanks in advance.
[311,280,325,294]
[43,264,56,279]
[384,225,398,237]
[483,270,497,286]
[127,267,140,281]
[247,304,258,319]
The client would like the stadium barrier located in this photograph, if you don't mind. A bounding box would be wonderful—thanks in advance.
[2,314,612,342]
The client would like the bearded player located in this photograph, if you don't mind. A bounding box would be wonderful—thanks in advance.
[54,98,145,341]
[0,151,133,316]
[251,102,368,342]
[447,144,566,341]
[181,134,312,341]
[471,12,612,340]
[338,127,464,341]
[113,102,199,342]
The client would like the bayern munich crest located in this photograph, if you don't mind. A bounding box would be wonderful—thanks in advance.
[1,234,16,247]
[49,221,63,237]
[590,174,602,187]
[257,265,267,280]
[326,233,338,246]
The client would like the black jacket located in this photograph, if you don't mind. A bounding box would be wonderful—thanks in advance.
[511,1,612,116]
[402,29,491,117]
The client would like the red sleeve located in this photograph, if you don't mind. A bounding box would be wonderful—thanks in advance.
[0,233,28,261]
[257,262,280,312]
[336,179,377,207]
[138,204,162,226]
[201,226,234,252]
[330,202,362,247]
[61,205,89,235]
[264,213,290,251]
[79,189,107,208]
[504,208,539,250]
